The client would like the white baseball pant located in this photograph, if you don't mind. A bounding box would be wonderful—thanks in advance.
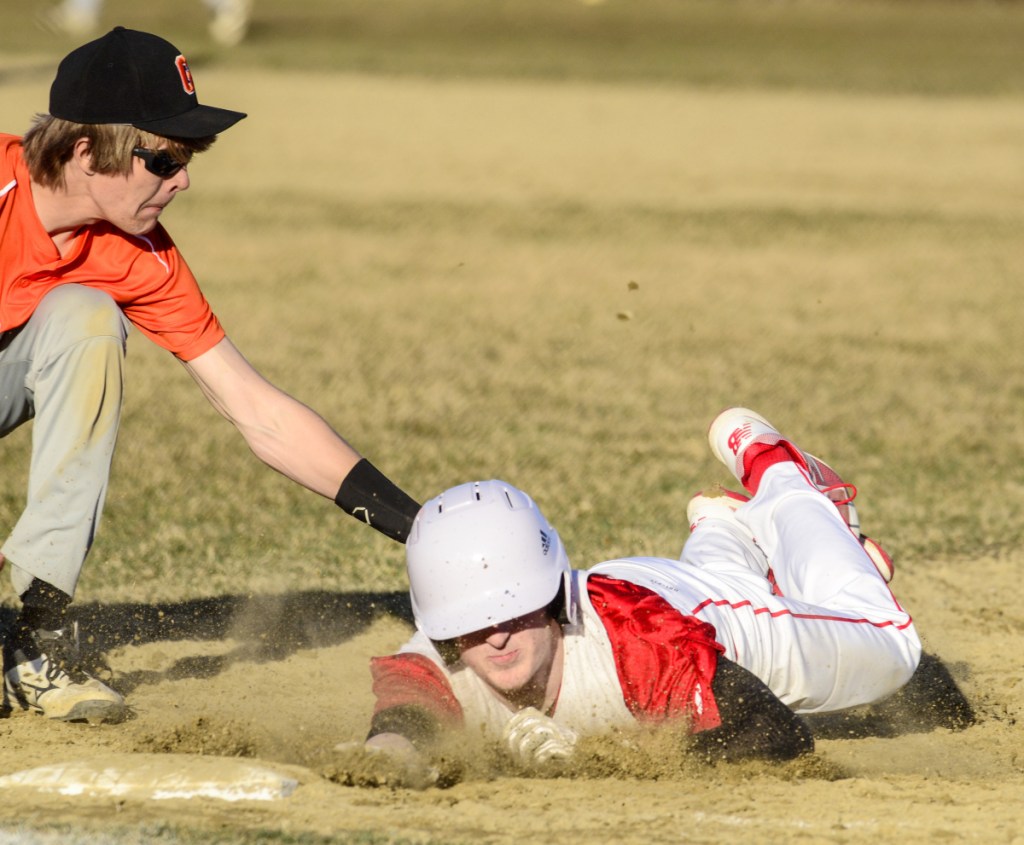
[0,285,129,598]
[591,462,921,714]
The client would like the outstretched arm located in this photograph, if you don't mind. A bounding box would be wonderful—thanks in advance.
[689,656,814,762]
[330,714,442,790]
[361,699,450,788]
[183,337,419,541]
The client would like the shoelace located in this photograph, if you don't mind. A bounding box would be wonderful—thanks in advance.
[818,481,857,507]
[30,624,99,683]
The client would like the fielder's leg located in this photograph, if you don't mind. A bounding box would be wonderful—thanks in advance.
[1,286,128,722]
[1,285,128,597]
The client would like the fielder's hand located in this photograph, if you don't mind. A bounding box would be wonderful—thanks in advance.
[503,707,579,767]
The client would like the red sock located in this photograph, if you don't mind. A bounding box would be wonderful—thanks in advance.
[742,442,800,494]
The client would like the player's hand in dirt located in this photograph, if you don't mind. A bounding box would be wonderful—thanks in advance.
[503,707,579,768]
[330,735,440,790]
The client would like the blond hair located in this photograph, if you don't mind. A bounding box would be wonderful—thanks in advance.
[21,115,216,189]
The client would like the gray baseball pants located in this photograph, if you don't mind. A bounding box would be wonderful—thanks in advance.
[1,285,128,599]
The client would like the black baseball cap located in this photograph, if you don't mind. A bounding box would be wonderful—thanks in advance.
[49,27,246,138]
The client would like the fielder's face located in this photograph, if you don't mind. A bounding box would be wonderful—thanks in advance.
[456,608,563,709]
[85,145,190,236]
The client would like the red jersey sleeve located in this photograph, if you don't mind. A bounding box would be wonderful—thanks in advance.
[370,653,464,729]
[587,574,725,732]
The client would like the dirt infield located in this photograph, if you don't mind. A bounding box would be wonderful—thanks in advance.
[0,548,1018,844]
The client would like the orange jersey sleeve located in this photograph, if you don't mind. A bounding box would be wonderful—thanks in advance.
[1,135,224,361]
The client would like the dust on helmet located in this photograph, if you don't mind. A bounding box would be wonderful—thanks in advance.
[406,480,573,640]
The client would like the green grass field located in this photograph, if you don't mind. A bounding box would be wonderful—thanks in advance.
[1,1,1023,843]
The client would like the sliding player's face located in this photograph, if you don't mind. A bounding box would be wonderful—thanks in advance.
[456,608,563,707]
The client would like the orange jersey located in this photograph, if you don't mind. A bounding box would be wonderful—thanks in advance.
[0,134,224,361]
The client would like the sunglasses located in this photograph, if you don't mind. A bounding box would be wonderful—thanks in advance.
[132,147,190,178]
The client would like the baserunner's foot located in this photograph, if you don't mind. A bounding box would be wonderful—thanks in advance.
[707,407,893,582]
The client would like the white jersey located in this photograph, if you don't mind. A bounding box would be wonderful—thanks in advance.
[380,567,724,740]
[399,571,636,739]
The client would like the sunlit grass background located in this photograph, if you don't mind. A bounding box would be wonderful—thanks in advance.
[1,1,1022,611]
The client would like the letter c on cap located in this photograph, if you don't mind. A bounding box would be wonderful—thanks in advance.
[175,55,196,95]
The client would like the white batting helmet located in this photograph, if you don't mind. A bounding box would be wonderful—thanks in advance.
[406,480,573,640]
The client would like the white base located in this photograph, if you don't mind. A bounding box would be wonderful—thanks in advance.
[0,753,299,802]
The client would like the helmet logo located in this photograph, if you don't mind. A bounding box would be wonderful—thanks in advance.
[539,529,551,555]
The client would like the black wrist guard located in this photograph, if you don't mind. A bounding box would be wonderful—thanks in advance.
[335,459,420,543]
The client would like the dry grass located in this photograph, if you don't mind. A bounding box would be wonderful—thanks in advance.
[3,65,1022,602]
